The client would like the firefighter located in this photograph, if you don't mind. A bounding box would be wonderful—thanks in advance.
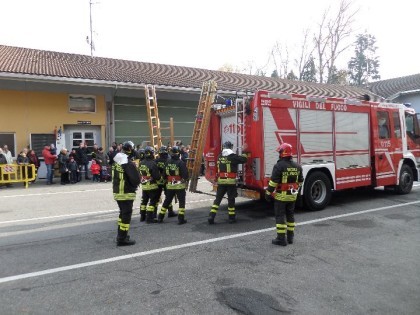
[208,141,248,224]
[157,146,189,224]
[155,146,177,218]
[112,141,141,246]
[265,143,304,246]
[138,146,161,223]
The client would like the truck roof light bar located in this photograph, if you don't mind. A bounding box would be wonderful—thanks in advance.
[345,99,362,105]
[307,96,326,103]
[267,93,291,100]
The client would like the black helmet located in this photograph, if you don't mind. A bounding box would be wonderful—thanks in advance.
[171,146,181,157]
[122,141,134,153]
[158,146,168,154]
[138,148,145,160]
[223,141,233,149]
[144,146,155,158]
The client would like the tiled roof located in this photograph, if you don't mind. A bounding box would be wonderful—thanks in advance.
[0,45,375,99]
[368,73,420,99]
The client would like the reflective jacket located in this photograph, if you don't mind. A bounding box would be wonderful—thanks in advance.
[266,158,304,202]
[138,158,160,190]
[217,151,247,185]
[112,153,141,201]
[164,156,189,190]
[155,154,170,186]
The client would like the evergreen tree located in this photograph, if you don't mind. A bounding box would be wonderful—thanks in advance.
[300,57,317,82]
[286,70,298,80]
[348,33,380,86]
[271,70,279,78]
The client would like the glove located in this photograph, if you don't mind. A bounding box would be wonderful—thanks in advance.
[265,191,273,202]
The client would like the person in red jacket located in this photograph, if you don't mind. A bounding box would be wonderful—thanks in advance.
[90,159,101,182]
[42,145,57,185]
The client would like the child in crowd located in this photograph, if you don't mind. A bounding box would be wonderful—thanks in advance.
[68,156,79,184]
[90,160,101,182]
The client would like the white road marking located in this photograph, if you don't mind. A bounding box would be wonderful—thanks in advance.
[0,198,215,225]
[0,199,419,284]
[0,188,111,198]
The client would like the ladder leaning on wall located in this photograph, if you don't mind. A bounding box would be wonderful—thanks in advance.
[187,80,218,192]
[144,84,163,149]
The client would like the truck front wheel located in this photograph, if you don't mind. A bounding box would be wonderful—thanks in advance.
[303,171,332,211]
[395,164,413,195]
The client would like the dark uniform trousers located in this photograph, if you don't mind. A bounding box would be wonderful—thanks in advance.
[210,184,237,217]
[117,200,134,239]
[274,200,296,237]
[156,185,174,213]
[161,188,186,216]
[140,189,160,222]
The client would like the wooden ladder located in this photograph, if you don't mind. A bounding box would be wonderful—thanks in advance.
[187,80,218,192]
[144,85,163,149]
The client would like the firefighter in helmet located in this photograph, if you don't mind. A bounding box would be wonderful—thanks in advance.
[208,141,248,224]
[138,146,161,223]
[157,146,189,224]
[155,146,177,218]
[265,143,304,246]
[112,140,141,246]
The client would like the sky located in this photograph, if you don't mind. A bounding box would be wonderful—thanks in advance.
[0,0,419,80]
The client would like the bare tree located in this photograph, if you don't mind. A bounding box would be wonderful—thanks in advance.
[314,0,358,83]
[295,28,315,80]
[271,42,290,79]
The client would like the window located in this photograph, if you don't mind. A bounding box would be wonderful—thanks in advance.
[377,111,390,139]
[69,95,96,113]
[392,112,401,138]
[0,133,16,157]
[30,133,56,157]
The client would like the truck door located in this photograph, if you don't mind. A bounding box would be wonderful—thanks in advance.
[373,109,401,186]
[405,112,420,167]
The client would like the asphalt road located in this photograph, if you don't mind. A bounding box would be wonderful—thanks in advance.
[0,179,419,315]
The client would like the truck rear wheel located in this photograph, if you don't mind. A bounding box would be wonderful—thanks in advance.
[395,164,413,195]
[303,171,332,211]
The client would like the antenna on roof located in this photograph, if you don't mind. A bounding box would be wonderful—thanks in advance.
[86,0,99,57]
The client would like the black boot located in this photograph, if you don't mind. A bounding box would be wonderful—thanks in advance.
[178,214,187,225]
[272,234,287,246]
[116,230,136,246]
[157,213,164,223]
[167,207,177,218]
[287,231,294,244]
[208,212,216,225]
[140,210,146,222]
[228,214,236,224]
[117,236,136,246]
[146,212,155,224]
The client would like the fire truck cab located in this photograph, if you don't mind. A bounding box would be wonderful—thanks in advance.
[204,90,420,210]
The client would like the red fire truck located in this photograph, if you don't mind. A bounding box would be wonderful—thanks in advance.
[203,90,420,210]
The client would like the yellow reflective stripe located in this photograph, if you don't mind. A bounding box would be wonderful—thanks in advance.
[287,227,295,231]
[217,178,236,185]
[159,207,167,215]
[228,207,235,215]
[117,218,121,226]
[142,183,159,190]
[113,193,136,200]
[146,205,155,212]
[140,205,147,210]
[276,223,287,233]
[286,222,296,227]
[119,223,130,231]
[178,208,185,215]
[226,163,231,173]
[268,180,278,188]
[119,170,124,194]
[166,183,186,189]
